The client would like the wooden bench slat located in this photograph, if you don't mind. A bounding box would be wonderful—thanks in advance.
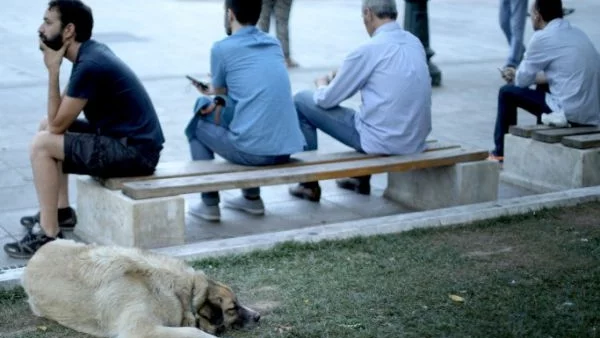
[509,124,558,138]
[122,148,488,200]
[101,140,457,190]
[561,133,600,149]
[531,127,600,143]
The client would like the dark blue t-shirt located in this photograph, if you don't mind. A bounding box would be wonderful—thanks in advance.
[67,40,165,151]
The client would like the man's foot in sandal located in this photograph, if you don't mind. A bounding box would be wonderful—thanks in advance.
[20,207,78,231]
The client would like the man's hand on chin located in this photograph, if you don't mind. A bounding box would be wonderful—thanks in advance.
[39,40,69,73]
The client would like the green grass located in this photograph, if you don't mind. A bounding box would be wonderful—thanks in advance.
[2,202,600,338]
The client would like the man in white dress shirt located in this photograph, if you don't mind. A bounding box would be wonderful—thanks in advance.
[288,0,432,202]
[491,0,600,162]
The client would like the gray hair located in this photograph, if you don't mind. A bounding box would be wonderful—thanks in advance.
[362,0,398,20]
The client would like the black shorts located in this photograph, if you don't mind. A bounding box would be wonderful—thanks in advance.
[63,119,160,178]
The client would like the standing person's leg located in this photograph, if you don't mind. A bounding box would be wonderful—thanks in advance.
[257,0,275,33]
[492,84,551,159]
[289,90,366,201]
[507,0,528,67]
[274,0,298,68]
[499,0,512,46]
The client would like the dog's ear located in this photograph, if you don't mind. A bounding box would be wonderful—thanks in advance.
[205,279,236,307]
[195,276,227,334]
[191,272,210,311]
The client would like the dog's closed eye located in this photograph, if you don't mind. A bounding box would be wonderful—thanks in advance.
[225,306,238,316]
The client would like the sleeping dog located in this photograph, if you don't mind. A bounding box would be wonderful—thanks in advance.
[22,239,260,338]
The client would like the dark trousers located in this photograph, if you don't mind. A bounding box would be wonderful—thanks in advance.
[493,84,551,156]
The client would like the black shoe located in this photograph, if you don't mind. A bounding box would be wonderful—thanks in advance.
[335,177,371,195]
[20,207,77,231]
[289,183,321,202]
[563,7,575,16]
[4,230,63,259]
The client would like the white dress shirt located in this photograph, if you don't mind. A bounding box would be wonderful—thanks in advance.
[313,22,432,155]
[515,19,600,125]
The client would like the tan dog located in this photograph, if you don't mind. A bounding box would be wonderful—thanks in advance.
[22,239,260,338]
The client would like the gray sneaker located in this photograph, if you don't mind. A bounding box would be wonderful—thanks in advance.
[223,196,265,215]
[188,202,221,222]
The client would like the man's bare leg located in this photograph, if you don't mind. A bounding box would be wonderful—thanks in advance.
[57,162,69,209]
[38,119,70,210]
[29,131,65,237]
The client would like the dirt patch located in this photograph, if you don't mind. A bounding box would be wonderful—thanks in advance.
[252,285,279,293]
[462,246,513,258]
[249,300,281,314]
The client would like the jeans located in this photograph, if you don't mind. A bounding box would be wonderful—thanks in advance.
[293,90,369,184]
[189,120,290,206]
[499,0,528,67]
[493,84,551,156]
[293,90,363,152]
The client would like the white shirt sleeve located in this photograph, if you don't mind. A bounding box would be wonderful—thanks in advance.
[313,46,371,109]
[515,32,551,87]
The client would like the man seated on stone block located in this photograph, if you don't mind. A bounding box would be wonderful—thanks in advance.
[185,0,305,222]
[4,0,165,259]
[490,0,600,162]
[288,0,432,202]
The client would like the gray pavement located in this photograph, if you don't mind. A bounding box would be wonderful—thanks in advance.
[0,0,596,266]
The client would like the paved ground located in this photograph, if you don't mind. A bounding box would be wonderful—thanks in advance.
[0,0,595,266]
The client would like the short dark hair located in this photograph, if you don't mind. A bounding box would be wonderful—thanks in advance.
[48,0,94,42]
[534,0,563,22]
[225,0,262,26]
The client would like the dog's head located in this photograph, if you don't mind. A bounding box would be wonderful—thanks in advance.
[191,274,260,335]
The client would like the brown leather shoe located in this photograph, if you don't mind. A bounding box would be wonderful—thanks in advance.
[289,183,321,202]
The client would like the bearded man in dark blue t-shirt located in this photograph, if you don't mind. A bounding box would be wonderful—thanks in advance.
[4,0,165,259]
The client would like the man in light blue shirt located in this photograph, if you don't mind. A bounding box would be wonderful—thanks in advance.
[289,0,432,202]
[491,0,600,161]
[186,0,305,221]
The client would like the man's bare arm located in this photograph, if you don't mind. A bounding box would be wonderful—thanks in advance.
[41,40,84,134]
[46,68,62,126]
[47,96,87,134]
[46,66,85,134]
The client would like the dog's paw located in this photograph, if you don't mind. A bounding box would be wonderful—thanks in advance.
[181,312,197,327]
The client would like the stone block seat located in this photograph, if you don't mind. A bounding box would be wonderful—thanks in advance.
[502,125,600,192]
[75,141,499,249]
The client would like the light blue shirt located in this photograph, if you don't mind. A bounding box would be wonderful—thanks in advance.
[515,19,600,125]
[313,22,432,155]
[210,26,306,155]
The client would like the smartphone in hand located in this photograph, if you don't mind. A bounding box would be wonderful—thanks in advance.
[186,75,209,91]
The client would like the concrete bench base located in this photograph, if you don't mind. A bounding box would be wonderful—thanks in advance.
[75,177,185,249]
[384,161,500,210]
[501,134,600,192]
[76,158,499,249]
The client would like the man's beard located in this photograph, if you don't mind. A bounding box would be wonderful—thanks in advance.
[40,32,64,51]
